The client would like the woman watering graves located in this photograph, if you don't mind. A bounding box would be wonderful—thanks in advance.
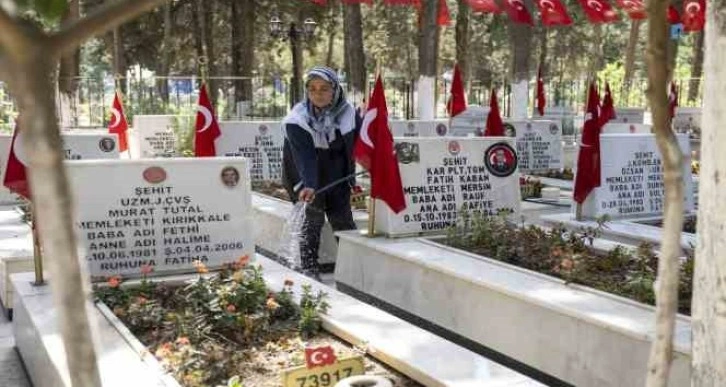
[282,66,360,280]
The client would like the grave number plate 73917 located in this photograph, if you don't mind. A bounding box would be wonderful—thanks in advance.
[282,357,365,387]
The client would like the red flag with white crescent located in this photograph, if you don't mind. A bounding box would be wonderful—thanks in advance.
[615,0,647,20]
[353,75,406,214]
[503,0,534,25]
[3,121,30,199]
[682,0,705,32]
[304,346,337,368]
[534,0,573,26]
[194,83,221,157]
[578,0,619,23]
[108,91,129,153]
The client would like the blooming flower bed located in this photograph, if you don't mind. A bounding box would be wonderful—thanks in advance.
[94,256,332,386]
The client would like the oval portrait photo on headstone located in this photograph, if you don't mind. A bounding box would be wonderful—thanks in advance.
[220,166,240,188]
[435,123,448,136]
[549,124,559,135]
[258,124,268,136]
[484,142,518,178]
[143,166,167,184]
[448,140,461,156]
[98,137,116,152]
[395,142,420,164]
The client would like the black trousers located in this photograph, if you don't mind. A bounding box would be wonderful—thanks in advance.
[298,185,357,272]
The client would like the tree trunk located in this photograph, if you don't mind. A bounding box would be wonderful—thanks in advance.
[692,0,726,383]
[58,0,80,127]
[418,0,438,120]
[291,22,305,107]
[231,0,255,116]
[688,31,704,104]
[509,17,532,119]
[195,0,217,106]
[537,27,548,77]
[587,23,604,81]
[644,0,685,385]
[156,1,173,106]
[0,2,169,386]
[343,3,366,102]
[455,0,470,85]
[111,27,127,95]
[623,19,642,103]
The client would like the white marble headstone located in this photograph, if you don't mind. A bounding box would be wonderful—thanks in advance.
[0,132,120,203]
[67,157,254,280]
[578,133,694,219]
[389,120,450,137]
[216,121,283,181]
[672,107,701,136]
[450,105,489,137]
[602,123,652,134]
[375,137,521,236]
[508,120,563,173]
[540,106,576,136]
[612,108,645,124]
[134,115,192,158]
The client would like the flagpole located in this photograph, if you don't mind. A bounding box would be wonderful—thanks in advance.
[575,82,593,222]
[366,62,382,238]
[30,203,44,285]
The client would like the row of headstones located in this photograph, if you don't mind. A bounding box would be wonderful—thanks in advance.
[0,108,697,282]
[61,131,692,281]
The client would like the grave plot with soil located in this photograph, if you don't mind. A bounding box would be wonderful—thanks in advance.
[443,213,694,315]
[95,258,420,387]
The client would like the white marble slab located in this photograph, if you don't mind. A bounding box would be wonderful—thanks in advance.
[66,158,254,279]
[612,108,645,124]
[376,137,521,236]
[335,231,691,387]
[12,272,177,387]
[508,120,563,173]
[579,133,694,219]
[0,206,34,312]
[216,121,283,181]
[251,193,368,266]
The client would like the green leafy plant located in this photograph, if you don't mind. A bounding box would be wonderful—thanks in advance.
[445,211,694,315]
[94,256,330,386]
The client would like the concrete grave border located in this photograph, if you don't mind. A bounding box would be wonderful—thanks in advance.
[12,254,543,387]
[334,230,691,387]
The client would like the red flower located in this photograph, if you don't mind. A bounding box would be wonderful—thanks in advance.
[107,275,122,288]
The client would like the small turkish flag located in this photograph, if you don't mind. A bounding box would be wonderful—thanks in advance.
[682,0,705,32]
[194,83,221,157]
[305,346,337,368]
[578,0,619,23]
[3,121,30,199]
[484,89,504,136]
[108,91,129,153]
[446,63,466,117]
[534,0,573,26]
[615,0,647,20]
[353,75,407,214]
[503,0,534,25]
